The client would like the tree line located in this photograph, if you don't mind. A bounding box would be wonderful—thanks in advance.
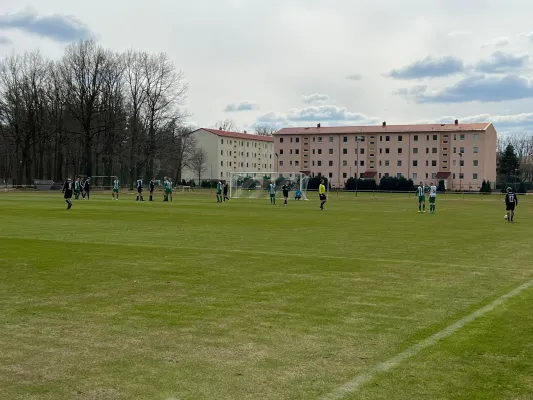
[0,40,198,188]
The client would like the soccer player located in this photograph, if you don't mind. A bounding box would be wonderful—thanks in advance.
[269,181,276,204]
[505,187,518,222]
[112,178,120,200]
[216,180,223,203]
[417,181,426,213]
[80,178,86,198]
[83,177,91,200]
[74,177,81,200]
[223,180,229,202]
[136,177,144,201]
[149,177,155,201]
[319,179,327,210]
[163,176,170,201]
[429,182,437,213]
[281,182,289,206]
[168,178,173,202]
[62,176,74,209]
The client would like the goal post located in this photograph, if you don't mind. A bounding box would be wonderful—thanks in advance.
[229,172,312,200]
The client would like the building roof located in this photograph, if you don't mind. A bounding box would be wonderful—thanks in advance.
[275,122,492,135]
[198,128,274,142]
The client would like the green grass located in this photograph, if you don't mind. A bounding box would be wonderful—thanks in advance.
[0,190,532,400]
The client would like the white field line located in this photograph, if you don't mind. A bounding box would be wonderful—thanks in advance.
[319,277,533,400]
[0,235,526,273]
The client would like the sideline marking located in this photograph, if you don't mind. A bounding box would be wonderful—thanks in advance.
[319,278,533,400]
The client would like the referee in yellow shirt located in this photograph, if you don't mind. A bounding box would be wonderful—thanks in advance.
[319,179,327,210]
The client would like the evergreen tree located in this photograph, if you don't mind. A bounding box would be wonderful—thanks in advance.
[497,143,520,178]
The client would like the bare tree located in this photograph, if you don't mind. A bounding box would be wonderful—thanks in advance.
[189,147,207,184]
[214,118,239,132]
[254,123,277,136]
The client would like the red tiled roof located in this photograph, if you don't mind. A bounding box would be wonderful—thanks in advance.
[362,171,378,178]
[199,128,274,142]
[436,172,451,179]
[275,123,492,135]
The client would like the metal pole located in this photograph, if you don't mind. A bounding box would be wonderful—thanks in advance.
[356,141,359,197]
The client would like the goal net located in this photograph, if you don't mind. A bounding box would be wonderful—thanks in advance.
[229,172,311,200]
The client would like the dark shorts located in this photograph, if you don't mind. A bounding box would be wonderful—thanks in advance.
[319,193,327,201]
[506,203,515,211]
[283,191,289,197]
[138,187,143,193]
[64,191,73,199]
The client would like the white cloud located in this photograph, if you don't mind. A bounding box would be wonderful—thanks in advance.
[481,37,509,48]
[345,74,362,80]
[301,93,329,104]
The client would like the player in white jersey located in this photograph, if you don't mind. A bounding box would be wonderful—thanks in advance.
[429,182,437,213]
[112,179,120,200]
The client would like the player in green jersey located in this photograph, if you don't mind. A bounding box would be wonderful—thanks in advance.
[417,182,426,213]
[268,181,276,204]
[112,178,120,200]
[428,182,437,213]
[216,180,222,203]
[74,177,81,199]
[163,177,170,201]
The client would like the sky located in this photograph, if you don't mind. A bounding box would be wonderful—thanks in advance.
[1,0,533,135]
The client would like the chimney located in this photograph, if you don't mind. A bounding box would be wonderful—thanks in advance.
[244,130,247,134]
[317,123,321,128]
[382,121,386,127]
[454,119,458,125]
[219,127,223,130]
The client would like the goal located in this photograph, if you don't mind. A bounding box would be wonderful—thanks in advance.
[229,172,314,200]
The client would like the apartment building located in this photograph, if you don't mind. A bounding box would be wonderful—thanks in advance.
[274,121,497,190]
[182,128,274,182]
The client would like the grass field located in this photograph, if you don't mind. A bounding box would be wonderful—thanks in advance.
[1,190,533,400]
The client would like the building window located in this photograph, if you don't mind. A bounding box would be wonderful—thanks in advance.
[460,134,465,140]
[290,138,293,143]
[328,172,333,178]
[360,160,364,166]
[432,173,437,179]
[431,160,436,167]
[411,173,417,180]
[295,161,299,166]
[453,173,456,179]
[220,150,223,156]
[426,160,429,167]
[289,161,292,166]
[460,147,464,153]
[397,173,402,178]
[474,134,479,141]
[220,161,223,166]
[318,161,322,166]
[473,147,479,153]
[413,148,418,154]
[343,148,347,154]
[295,149,300,155]
[312,161,315,166]
[414,135,418,141]
[329,149,333,155]
[343,172,347,178]
[384,173,389,178]
[453,147,456,153]
[432,147,437,153]
[312,149,315,154]
[385,160,390,167]
[453,160,456,167]
[318,149,322,155]
[386,136,390,141]
[379,160,382,166]
[328,161,333,166]
[398,135,403,141]
[459,173,464,179]
[279,161,283,166]
[379,148,383,154]
[385,148,390,154]
[318,137,322,143]
[296,137,300,143]
[343,160,347,166]
[380,136,383,141]
[343,136,348,142]
[398,148,403,154]
[426,148,429,154]
[279,149,284,155]
[329,136,334,142]
[433,135,438,140]
[413,160,418,167]
[473,160,479,167]
[360,148,365,154]
[473,173,478,180]
[397,160,402,167]
[427,135,430,141]
[460,160,464,167]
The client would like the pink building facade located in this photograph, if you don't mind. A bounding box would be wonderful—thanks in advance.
[274,121,497,190]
